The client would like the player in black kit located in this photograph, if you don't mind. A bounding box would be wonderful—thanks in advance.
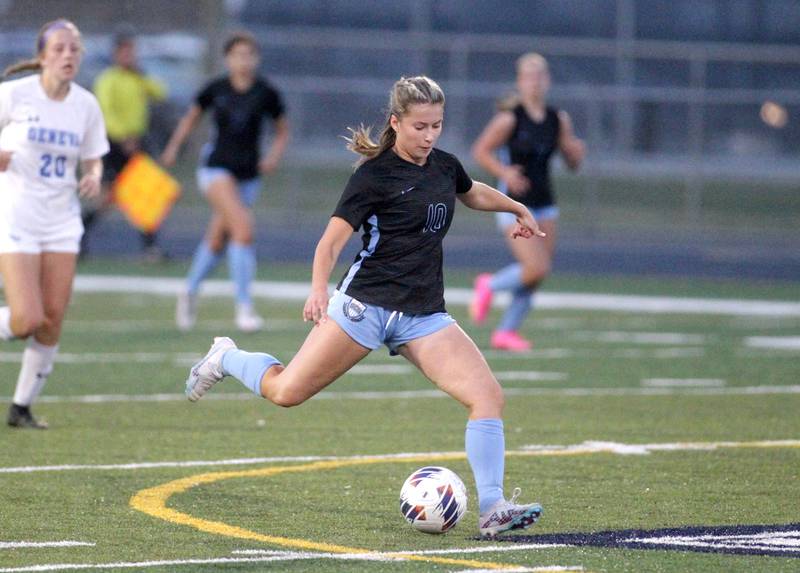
[185,76,545,537]
[161,31,288,333]
[470,53,584,351]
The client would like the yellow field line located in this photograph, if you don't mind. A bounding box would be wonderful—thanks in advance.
[130,453,530,570]
[130,440,800,570]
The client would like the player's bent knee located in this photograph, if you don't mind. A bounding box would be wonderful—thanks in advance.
[12,312,45,338]
[269,388,308,408]
[522,264,551,286]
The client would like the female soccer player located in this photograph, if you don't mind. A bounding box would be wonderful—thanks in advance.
[470,53,585,351]
[185,76,544,537]
[161,31,288,333]
[0,20,109,428]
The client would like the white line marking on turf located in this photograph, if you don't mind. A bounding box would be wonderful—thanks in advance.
[520,439,800,456]
[622,531,800,552]
[0,550,582,572]
[745,336,800,350]
[641,378,726,388]
[232,546,582,572]
[9,383,800,407]
[0,542,94,550]
[0,352,198,365]
[574,331,707,345]
[1,440,798,474]
[483,349,575,359]
[66,318,307,333]
[495,371,568,381]
[72,275,800,317]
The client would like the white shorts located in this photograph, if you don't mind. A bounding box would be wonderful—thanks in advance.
[0,220,82,254]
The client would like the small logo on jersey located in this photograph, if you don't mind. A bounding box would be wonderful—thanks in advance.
[343,298,367,322]
[401,186,415,195]
[27,114,40,123]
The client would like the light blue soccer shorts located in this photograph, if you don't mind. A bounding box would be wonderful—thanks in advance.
[496,205,560,231]
[196,167,261,207]
[327,290,456,356]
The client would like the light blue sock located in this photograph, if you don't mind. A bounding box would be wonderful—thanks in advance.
[221,349,281,396]
[497,287,534,332]
[490,264,523,292]
[227,242,256,305]
[465,418,505,513]
[186,242,222,295]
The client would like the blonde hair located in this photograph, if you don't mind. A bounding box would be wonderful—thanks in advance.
[3,19,82,79]
[345,76,445,163]
[497,52,549,112]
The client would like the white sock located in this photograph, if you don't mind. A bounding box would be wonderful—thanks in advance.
[0,306,15,341]
[12,338,58,407]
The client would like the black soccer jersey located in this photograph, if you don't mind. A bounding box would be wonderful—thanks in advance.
[196,76,285,180]
[333,148,473,314]
[501,104,560,209]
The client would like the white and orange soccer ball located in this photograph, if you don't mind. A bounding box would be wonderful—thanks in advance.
[399,466,468,534]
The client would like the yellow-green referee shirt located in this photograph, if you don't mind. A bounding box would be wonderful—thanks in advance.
[93,66,167,142]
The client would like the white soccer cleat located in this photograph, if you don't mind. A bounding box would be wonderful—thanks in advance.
[235,304,264,333]
[478,488,543,538]
[176,291,198,332]
[185,336,237,402]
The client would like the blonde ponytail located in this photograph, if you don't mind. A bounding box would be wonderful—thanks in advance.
[3,59,41,79]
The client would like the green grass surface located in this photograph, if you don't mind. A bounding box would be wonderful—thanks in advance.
[1,275,798,572]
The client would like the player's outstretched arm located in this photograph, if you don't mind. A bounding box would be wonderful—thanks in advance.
[458,181,545,239]
[304,216,354,325]
[259,116,290,174]
[78,157,103,198]
[160,104,203,167]
[557,110,585,171]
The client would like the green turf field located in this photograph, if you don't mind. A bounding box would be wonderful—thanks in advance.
[1,271,799,572]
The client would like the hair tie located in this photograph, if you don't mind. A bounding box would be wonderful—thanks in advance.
[37,20,71,53]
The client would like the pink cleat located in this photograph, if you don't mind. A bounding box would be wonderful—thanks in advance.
[490,330,532,352]
[469,273,494,324]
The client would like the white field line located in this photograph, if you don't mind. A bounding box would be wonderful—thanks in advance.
[609,347,706,359]
[483,349,575,360]
[495,372,568,381]
[641,378,726,388]
[0,542,94,550]
[72,275,800,317]
[573,331,707,345]
[66,318,307,333]
[520,439,800,456]
[5,383,800,408]
[232,545,570,557]
[0,347,708,366]
[0,551,581,573]
[744,336,800,350]
[0,352,198,365]
[1,439,798,475]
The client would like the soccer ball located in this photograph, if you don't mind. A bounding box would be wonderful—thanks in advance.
[399,466,468,534]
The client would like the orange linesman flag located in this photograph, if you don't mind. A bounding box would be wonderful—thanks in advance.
[113,153,181,233]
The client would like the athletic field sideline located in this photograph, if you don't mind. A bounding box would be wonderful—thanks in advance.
[1,276,798,572]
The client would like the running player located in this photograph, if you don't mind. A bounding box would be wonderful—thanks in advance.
[161,31,288,333]
[185,76,545,537]
[0,20,109,428]
[470,53,584,351]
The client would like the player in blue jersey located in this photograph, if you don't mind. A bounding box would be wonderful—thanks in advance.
[471,53,584,351]
[161,31,289,333]
[185,76,547,537]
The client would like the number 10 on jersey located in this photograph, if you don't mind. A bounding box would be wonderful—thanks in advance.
[423,202,447,233]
